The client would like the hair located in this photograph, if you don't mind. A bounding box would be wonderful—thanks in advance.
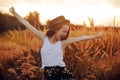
[46,15,70,40]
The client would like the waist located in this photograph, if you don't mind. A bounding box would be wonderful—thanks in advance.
[44,66,66,70]
[42,58,66,68]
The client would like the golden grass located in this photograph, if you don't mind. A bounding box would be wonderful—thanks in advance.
[0,27,120,80]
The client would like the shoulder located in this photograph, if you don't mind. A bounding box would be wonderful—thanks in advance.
[40,36,47,44]
[42,36,48,42]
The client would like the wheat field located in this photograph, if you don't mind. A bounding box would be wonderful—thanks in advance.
[0,27,120,80]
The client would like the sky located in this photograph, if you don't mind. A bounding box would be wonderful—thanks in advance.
[0,0,120,26]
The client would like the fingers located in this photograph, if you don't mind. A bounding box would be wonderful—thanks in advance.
[9,6,15,14]
[98,32,103,37]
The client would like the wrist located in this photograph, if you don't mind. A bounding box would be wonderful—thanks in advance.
[12,11,16,15]
[96,34,100,38]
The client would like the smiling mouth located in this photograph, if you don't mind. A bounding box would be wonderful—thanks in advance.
[60,35,65,39]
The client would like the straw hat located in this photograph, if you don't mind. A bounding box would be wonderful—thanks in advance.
[48,15,70,29]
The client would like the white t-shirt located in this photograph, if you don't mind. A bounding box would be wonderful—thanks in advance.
[41,37,66,68]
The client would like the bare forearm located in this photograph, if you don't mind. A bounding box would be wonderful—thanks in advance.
[12,12,45,40]
[64,32,103,46]
[13,12,37,32]
[81,35,99,40]
[62,32,103,49]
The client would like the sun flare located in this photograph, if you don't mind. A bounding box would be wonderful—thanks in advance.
[1,0,120,26]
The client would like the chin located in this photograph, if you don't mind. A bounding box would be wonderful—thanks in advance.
[57,36,63,41]
[58,37,62,41]
[56,37,60,41]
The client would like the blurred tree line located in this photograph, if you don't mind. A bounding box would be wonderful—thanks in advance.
[0,10,44,34]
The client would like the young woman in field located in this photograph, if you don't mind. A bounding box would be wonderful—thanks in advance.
[9,7,103,80]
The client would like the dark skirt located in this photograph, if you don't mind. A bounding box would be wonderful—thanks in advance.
[44,66,76,80]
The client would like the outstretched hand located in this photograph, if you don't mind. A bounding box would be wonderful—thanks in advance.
[9,7,15,14]
[97,32,103,37]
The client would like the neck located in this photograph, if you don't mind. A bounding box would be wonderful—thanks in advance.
[49,36,58,44]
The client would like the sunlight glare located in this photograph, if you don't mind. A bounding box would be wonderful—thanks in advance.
[13,3,33,17]
[10,2,120,26]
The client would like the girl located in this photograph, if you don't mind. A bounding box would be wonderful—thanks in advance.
[9,7,103,80]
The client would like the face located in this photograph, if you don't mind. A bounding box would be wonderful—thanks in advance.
[55,24,69,41]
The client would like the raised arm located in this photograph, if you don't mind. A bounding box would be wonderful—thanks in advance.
[9,7,46,41]
[62,32,103,49]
